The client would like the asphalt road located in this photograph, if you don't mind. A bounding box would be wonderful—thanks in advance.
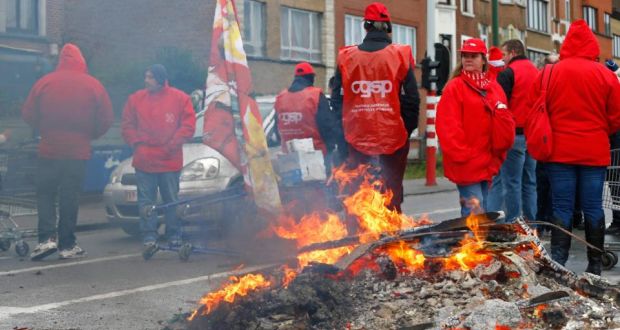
[0,190,617,329]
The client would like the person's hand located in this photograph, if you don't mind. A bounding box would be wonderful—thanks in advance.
[0,129,11,144]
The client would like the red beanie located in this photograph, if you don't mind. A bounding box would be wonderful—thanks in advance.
[488,47,503,61]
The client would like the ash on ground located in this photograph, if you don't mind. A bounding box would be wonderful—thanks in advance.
[171,250,620,330]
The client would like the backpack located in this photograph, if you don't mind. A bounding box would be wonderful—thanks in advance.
[524,64,554,161]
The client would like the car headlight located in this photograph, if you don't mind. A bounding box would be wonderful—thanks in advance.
[180,158,220,181]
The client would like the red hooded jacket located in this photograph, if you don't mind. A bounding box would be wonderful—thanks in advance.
[121,84,196,173]
[22,43,114,160]
[527,20,620,166]
[437,74,515,185]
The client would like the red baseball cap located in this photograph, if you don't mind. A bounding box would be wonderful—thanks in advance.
[364,2,391,22]
[488,46,503,61]
[459,38,488,54]
[294,62,315,76]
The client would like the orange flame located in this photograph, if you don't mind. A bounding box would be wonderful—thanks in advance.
[533,304,547,318]
[188,273,271,320]
[383,240,426,271]
[273,212,352,267]
[442,237,493,271]
[281,265,297,288]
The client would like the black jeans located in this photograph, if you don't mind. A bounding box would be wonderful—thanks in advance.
[36,158,86,250]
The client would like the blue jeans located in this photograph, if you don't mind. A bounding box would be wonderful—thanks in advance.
[457,181,489,217]
[545,163,606,229]
[135,170,181,244]
[487,135,537,222]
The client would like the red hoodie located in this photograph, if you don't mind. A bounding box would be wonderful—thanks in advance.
[22,43,114,160]
[121,84,196,173]
[527,20,620,166]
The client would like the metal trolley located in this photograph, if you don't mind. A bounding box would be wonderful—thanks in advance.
[603,148,620,263]
[0,146,38,257]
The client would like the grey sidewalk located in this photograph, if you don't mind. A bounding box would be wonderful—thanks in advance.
[404,177,456,196]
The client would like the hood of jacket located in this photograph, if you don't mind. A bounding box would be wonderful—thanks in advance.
[56,43,87,73]
[559,19,599,61]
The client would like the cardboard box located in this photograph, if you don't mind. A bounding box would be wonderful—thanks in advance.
[275,150,326,186]
[286,138,315,153]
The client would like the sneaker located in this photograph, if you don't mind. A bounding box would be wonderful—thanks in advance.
[59,245,87,259]
[30,239,58,261]
[142,242,159,260]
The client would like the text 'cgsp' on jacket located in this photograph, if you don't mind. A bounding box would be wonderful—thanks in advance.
[275,86,327,154]
[526,19,620,166]
[436,74,515,185]
[21,43,114,160]
[121,85,196,173]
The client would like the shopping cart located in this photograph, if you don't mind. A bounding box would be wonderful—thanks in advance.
[0,145,38,257]
[603,148,620,258]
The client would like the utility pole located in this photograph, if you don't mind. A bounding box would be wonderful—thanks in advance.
[425,0,438,186]
[492,0,499,46]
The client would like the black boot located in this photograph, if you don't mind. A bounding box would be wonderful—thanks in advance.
[550,218,572,266]
[585,219,605,276]
[572,211,585,230]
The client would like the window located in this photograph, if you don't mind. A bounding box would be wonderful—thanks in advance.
[344,14,364,46]
[243,0,265,57]
[527,0,548,32]
[583,6,597,32]
[614,35,620,58]
[392,23,417,58]
[479,24,489,48]
[564,0,570,20]
[438,0,452,5]
[527,48,549,67]
[280,7,322,63]
[6,0,38,34]
[605,13,611,37]
[461,0,474,15]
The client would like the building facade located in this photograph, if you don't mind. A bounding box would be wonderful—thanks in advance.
[0,0,64,117]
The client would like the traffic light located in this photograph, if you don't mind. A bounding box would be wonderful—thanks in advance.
[421,43,451,95]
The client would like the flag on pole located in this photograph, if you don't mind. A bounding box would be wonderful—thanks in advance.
[203,0,281,215]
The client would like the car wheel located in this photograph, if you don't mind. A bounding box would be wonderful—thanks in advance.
[119,223,142,238]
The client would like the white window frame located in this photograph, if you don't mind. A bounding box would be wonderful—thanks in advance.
[564,0,570,20]
[583,6,597,32]
[604,13,611,37]
[479,24,489,48]
[280,7,322,63]
[243,0,265,57]
[5,0,39,35]
[527,0,549,33]
[527,48,550,67]
[392,23,417,59]
[438,0,452,5]
[461,0,474,16]
[344,14,364,46]
[614,35,620,59]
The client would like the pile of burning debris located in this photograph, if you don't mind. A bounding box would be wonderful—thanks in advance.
[170,166,620,329]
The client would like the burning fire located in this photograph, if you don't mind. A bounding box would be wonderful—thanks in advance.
[282,265,297,288]
[442,237,493,271]
[382,240,426,271]
[188,273,271,320]
[273,212,352,268]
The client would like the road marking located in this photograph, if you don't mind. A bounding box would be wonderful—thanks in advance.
[0,256,13,261]
[0,253,141,276]
[0,263,278,320]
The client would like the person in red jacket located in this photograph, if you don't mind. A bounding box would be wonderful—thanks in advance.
[121,64,196,253]
[487,40,540,224]
[436,38,515,217]
[274,62,341,160]
[527,20,620,275]
[330,2,420,213]
[22,43,114,260]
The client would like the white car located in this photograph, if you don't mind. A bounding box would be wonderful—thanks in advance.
[103,96,278,237]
